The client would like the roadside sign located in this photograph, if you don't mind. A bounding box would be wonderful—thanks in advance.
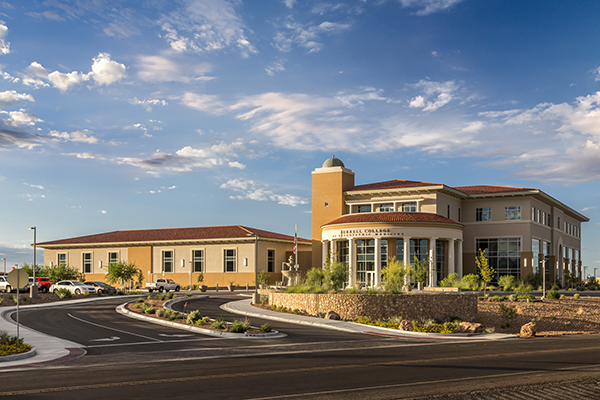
[7,269,29,289]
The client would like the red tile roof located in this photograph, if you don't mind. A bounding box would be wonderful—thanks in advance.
[323,212,461,227]
[347,179,441,192]
[452,185,535,195]
[37,225,310,246]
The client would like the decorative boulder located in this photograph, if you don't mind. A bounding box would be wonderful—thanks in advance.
[520,322,537,338]
[399,320,413,331]
[459,322,485,333]
[326,311,341,320]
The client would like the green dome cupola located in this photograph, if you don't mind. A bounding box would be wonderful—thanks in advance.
[322,155,345,168]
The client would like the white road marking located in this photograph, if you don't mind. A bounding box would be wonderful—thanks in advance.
[89,336,120,342]
[67,313,162,342]
[158,333,195,338]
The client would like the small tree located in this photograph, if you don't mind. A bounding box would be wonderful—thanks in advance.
[476,248,495,294]
[255,271,270,287]
[106,261,140,290]
[326,260,348,291]
[412,256,429,287]
[47,264,83,284]
[21,263,47,277]
[381,256,409,294]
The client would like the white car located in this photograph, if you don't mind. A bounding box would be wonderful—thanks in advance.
[0,276,13,293]
[49,280,96,295]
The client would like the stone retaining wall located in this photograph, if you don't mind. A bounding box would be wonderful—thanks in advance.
[268,292,477,321]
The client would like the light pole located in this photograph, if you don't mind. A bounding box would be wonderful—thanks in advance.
[247,232,259,303]
[28,227,38,298]
[2,258,5,275]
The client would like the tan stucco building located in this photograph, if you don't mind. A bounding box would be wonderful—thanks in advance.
[313,156,588,287]
[38,225,311,288]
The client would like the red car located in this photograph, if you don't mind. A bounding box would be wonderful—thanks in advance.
[31,277,52,293]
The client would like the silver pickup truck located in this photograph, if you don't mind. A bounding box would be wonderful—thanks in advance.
[145,278,180,293]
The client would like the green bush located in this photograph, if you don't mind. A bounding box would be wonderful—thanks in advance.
[55,288,73,299]
[498,303,517,326]
[184,292,193,297]
[156,308,167,318]
[260,323,272,333]
[560,294,566,299]
[498,275,518,291]
[212,318,226,330]
[305,268,326,288]
[546,289,560,300]
[230,319,251,333]
[187,310,202,325]
[345,286,360,294]
[381,256,409,294]
[195,316,210,326]
[256,271,271,287]
[439,273,461,288]
[574,293,580,299]
[411,319,460,333]
[144,307,155,314]
[166,291,175,299]
[461,274,481,291]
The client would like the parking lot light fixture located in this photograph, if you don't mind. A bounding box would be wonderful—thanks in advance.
[2,258,5,275]
[28,227,37,297]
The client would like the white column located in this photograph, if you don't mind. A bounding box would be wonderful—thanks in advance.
[374,237,381,287]
[448,239,455,275]
[348,238,355,286]
[403,237,411,288]
[331,240,338,261]
[429,238,437,287]
[457,240,463,277]
[322,240,328,268]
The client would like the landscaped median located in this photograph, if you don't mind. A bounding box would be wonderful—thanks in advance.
[117,294,285,338]
[0,330,35,362]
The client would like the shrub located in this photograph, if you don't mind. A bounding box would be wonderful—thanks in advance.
[489,295,507,302]
[546,289,560,300]
[55,288,73,299]
[574,293,580,299]
[156,308,167,318]
[144,307,155,314]
[156,293,167,301]
[461,274,481,291]
[498,275,518,291]
[195,316,210,326]
[285,283,313,293]
[166,291,175,299]
[516,281,533,295]
[305,268,326,288]
[136,298,144,303]
[212,318,226,330]
[256,271,271,287]
[518,293,536,302]
[560,294,566,299]
[381,256,409,294]
[230,319,251,333]
[133,303,140,309]
[439,273,461,288]
[411,318,460,333]
[187,310,202,325]
[345,286,360,294]
[184,292,193,297]
[498,303,518,327]
[366,287,380,295]
[260,323,272,333]
[508,294,518,302]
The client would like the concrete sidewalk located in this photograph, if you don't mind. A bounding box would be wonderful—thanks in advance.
[222,298,518,341]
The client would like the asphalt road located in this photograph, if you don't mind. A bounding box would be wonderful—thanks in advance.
[2,294,600,399]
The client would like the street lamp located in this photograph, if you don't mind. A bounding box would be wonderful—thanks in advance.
[2,258,5,275]
[28,227,38,298]
[247,232,259,299]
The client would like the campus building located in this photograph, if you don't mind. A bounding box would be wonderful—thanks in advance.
[37,225,311,288]
[312,156,588,287]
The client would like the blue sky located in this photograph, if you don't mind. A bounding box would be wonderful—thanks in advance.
[1,0,600,273]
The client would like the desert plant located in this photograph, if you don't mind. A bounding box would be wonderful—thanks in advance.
[546,289,560,300]
[212,318,226,330]
[46,264,84,284]
[366,287,379,295]
[260,323,272,333]
[230,319,251,333]
[166,291,175,299]
[439,273,461,288]
[475,249,495,294]
[412,256,429,286]
[574,293,580,299]
[187,310,202,324]
[106,261,141,290]
[560,294,566,299]
[381,256,409,294]
[256,271,271,287]
[345,285,360,294]
[156,308,167,318]
[55,288,73,299]
[144,307,155,314]
[461,274,481,291]
[498,275,518,291]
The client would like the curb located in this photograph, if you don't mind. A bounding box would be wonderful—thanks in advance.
[117,299,285,339]
[0,347,36,363]
[222,299,519,340]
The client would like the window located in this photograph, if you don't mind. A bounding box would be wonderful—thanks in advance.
[267,249,275,272]
[532,206,535,221]
[547,213,551,227]
[339,241,349,264]
[532,239,540,275]
[476,207,492,222]
[396,239,404,263]
[447,205,450,218]
[83,253,92,274]
[108,252,119,264]
[192,250,204,273]
[380,239,388,269]
[557,217,560,229]
[458,208,461,222]
[476,238,521,279]
[409,239,429,266]
[505,206,521,220]
[542,211,546,226]
[224,249,236,272]
[435,240,445,284]
[537,209,541,223]
[380,203,394,212]
[162,251,173,273]
[358,205,371,213]
[356,239,375,287]
[402,202,417,212]
[58,253,67,266]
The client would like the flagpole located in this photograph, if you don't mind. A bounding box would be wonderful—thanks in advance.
[294,224,298,268]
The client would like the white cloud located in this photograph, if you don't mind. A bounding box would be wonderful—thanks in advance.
[49,129,99,144]
[24,182,44,190]
[265,59,286,76]
[581,206,597,212]
[335,87,392,108]
[399,0,465,16]
[158,0,257,58]
[176,92,226,114]
[136,54,213,83]
[460,121,485,133]
[283,0,296,8]
[274,19,351,53]
[129,97,168,112]
[1,109,43,127]
[0,124,41,149]
[220,179,308,207]
[593,66,600,82]
[408,79,459,111]
[0,22,10,55]
[99,210,107,214]
[22,53,126,92]
[228,161,246,169]
[0,91,34,106]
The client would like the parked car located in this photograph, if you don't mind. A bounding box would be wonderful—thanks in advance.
[0,276,13,293]
[35,277,52,293]
[49,280,96,295]
[84,281,117,295]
